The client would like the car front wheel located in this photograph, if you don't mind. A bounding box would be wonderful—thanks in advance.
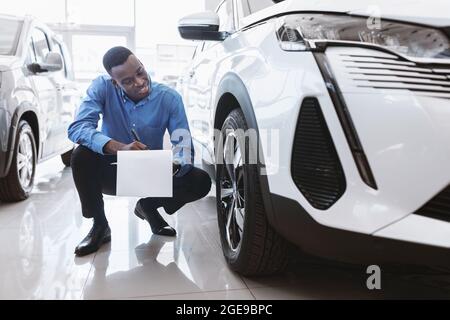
[0,120,37,202]
[216,109,289,276]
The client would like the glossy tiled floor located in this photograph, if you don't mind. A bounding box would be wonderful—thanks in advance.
[1,157,450,300]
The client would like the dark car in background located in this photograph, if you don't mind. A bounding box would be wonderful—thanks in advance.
[0,14,80,202]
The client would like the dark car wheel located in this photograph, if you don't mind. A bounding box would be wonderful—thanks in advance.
[0,120,37,202]
[61,148,73,167]
[216,109,289,276]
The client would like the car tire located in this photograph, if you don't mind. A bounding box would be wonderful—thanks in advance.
[0,120,37,202]
[216,109,289,276]
[61,148,73,167]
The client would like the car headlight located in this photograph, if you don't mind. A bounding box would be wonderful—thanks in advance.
[276,14,450,60]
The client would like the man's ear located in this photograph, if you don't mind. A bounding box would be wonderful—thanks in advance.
[111,79,118,87]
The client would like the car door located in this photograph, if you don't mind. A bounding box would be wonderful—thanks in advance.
[49,37,79,155]
[184,42,205,140]
[186,0,236,162]
[28,28,59,159]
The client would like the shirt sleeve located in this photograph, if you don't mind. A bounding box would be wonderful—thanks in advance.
[167,91,194,177]
[68,76,112,155]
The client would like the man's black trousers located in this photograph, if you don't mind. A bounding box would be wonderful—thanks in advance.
[70,145,212,220]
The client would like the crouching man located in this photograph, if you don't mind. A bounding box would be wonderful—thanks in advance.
[68,46,211,257]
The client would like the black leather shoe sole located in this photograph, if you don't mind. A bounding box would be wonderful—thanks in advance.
[134,206,177,237]
[74,235,111,257]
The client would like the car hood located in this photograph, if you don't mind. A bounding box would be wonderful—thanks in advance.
[245,0,450,28]
[0,56,20,72]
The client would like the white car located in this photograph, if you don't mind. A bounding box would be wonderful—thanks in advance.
[177,0,450,275]
[0,15,80,202]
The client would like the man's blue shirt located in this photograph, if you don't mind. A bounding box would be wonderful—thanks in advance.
[68,75,193,177]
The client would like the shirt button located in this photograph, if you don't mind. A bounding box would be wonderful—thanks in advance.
[133,124,136,127]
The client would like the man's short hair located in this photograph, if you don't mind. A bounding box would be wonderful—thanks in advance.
[103,46,134,74]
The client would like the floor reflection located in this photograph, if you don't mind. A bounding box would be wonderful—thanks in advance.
[1,157,450,299]
[83,235,203,299]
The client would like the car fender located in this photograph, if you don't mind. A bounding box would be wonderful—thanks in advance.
[213,72,278,228]
[3,102,39,177]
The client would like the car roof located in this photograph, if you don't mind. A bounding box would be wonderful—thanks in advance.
[0,14,27,22]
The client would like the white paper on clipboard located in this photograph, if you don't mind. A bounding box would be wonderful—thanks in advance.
[116,150,173,197]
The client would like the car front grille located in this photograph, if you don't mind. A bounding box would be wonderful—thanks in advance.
[291,98,346,210]
[328,48,450,99]
[415,185,450,222]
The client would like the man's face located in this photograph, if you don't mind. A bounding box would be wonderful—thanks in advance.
[110,54,151,102]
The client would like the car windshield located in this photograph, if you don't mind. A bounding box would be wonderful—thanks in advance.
[0,17,23,55]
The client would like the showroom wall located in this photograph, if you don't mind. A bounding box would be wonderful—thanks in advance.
[1,0,205,91]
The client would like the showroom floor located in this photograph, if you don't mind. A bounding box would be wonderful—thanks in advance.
[1,158,450,300]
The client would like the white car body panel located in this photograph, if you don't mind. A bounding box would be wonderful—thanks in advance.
[241,0,450,28]
[0,56,20,72]
[375,215,450,248]
[178,12,220,27]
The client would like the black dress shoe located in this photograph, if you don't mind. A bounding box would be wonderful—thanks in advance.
[75,224,111,257]
[134,201,176,237]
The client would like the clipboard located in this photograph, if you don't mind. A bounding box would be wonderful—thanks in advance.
[116,150,173,197]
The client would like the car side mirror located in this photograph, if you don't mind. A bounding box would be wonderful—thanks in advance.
[27,52,63,74]
[178,11,229,41]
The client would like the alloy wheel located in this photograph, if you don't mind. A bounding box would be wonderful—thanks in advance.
[16,132,34,190]
[220,131,246,253]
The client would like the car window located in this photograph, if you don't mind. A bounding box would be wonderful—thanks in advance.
[217,0,234,32]
[192,42,205,59]
[0,18,23,55]
[238,0,277,17]
[59,41,74,80]
[25,41,37,65]
[203,41,215,51]
[51,38,67,78]
[0,17,23,55]
[31,28,50,64]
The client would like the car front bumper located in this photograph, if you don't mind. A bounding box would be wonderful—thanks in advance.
[254,44,450,250]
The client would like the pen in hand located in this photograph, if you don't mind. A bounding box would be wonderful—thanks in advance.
[132,128,179,176]
[130,128,148,150]
[131,128,141,142]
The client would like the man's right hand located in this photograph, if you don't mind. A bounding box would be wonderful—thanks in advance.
[122,141,148,151]
[103,140,148,154]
